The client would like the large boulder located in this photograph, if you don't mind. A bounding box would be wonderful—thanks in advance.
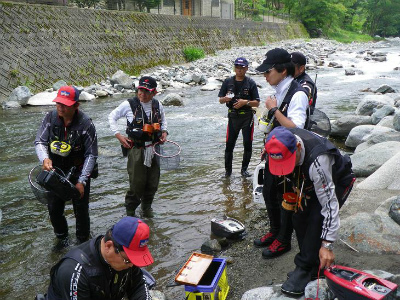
[340,197,400,254]
[389,196,400,226]
[52,80,68,91]
[371,105,395,124]
[355,95,393,116]
[345,125,396,148]
[357,151,400,190]
[350,141,400,176]
[374,84,396,94]
[27,91,58,106]
[330,115,372,137]
[376,115,395,129]
[110,70,135,89]
[8,86,32,106]
[162,93,184,106]
[394,110,400,131]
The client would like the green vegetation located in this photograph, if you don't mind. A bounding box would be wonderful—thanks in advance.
[235,0,400,40]
[183,47,205,62]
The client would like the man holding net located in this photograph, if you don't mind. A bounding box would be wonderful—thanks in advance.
[108,76,168,218]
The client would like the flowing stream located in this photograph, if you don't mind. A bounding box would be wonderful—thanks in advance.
[1,39,400,300]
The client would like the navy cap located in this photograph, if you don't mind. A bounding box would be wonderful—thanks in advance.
[291,52,307,66]
[138,76,157,92]
[256,48,291,72]
[234,57,249,67]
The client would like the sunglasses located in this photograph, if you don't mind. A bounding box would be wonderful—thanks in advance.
[115,247,131,265]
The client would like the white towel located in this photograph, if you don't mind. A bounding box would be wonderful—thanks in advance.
[144,142,154,167]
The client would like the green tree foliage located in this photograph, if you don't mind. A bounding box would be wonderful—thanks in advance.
[74,0,100,8]
[127,0,161,12]
[362,0,400,36]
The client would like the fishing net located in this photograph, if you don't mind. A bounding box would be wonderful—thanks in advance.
[28,165,64,204]
[309,108,331,137]
[153,140,181,170]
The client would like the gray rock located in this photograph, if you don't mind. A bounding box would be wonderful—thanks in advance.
[351,141,400,176]
[388,196,400,226]
[345,69,355,75]
[376,115,395,129]
[345,125,375,148]
[149,290,166,300]
[110,70,135,89]
[357,152,400,190]
[372,56,387,62]
[95,90,108,97]
[8,86,32,106]
[200,239,221,254]
[2,101,21,109]
[52,80,68,91]
[375,84,396,94]
[340,197,400,254]
[366,130,400,144]
[371,105,395,124]
[330,115,372,137]
[162,93,184,106]
[304,279,334,300]
[241,286,275,300]
[182,74,193,84]
[394,111,400,131]
[79,91,95,101]
[355,95,393,116]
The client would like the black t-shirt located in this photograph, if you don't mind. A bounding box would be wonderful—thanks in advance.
[218,76,260,110]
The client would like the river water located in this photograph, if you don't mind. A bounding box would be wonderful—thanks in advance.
[1,39,400,300]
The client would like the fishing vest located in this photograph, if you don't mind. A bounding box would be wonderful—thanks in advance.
[295,72,317,109]
[49,110,92,176]
[47,236,132,300]
[126,97,162,146]
[289,128,355,207]
[271,80,308,129]
[225,76,254,111]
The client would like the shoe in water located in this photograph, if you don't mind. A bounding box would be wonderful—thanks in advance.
[262,239,291,259]
[240,169,251,177]
[224,170,232,177]
[254,232,275,248]
[281,266,311,296]
[142,208,154,218]
[52,237,69,252]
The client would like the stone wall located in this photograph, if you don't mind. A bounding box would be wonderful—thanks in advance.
[0,1,307,99]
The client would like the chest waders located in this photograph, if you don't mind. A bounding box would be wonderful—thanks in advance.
[125,97,162,218]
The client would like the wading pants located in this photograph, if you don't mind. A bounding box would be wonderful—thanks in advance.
[125,146,160,214]
[47,179,91,242]
[225,111,254,172]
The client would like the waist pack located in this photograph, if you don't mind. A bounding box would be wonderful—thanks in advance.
[36,169,80,201]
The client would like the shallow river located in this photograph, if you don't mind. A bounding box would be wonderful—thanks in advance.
[1,39,400,300]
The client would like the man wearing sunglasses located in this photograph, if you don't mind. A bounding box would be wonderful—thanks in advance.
[218,57,260,177]
[253,48,310,259]
[43,217,154,300]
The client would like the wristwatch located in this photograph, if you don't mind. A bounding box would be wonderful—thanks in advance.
[321,241,334,251]
[269,107,279,115]
[246,100,250,106]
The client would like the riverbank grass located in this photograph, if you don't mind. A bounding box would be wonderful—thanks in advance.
[327,28,377,43]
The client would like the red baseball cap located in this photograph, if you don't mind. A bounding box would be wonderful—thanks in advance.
[53,86,80,106]
[112,217,154,267]
[265,127,298,176]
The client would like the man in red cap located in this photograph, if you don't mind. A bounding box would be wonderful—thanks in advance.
[34,85,98,250]
[109,76,168,218]
[263,126,355,296]
[44,216,154,300]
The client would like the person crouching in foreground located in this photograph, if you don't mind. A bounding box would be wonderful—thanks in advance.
[263,126,355,296]
[45,216,154,300]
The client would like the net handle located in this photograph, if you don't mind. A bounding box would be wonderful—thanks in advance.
[153,140,181,158]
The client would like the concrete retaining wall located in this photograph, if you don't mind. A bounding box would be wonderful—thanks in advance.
[0,1,307,99]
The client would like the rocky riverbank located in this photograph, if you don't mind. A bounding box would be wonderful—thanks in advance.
[3,37,400,300]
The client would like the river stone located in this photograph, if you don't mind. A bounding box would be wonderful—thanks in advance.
[345,125,375,148]
[376,115,395,129]
[200,239,221,254]
[371,105,395,124]
[110,70,135,89]
[79,91,95,101]
[27,90,57,106]
[241,286,275,300]
[2,101,21,109]
[345,69,355,75]
[375,84,396,94]
[52,80,68,91]
[355,95,393,116]
[304,279,334,300]
[162,93,184,106]
[340,197,400,254]
[8,86,32,106]
[394,111,400,131]
[365,130,400,145]
[388,196,400,226]
[350,141,400,176]
[150,290,166,300]
[95,90,108,97]
[357,152,400,190]
[330,115,372,137]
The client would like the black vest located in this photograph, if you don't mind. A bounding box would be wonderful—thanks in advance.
[289,128,355,207]
[49,110,92,177]
[295,72,317,109]
[271,80,308,128]
[47,236,134,300]
[126,97,162,145]
[225,76,253,110]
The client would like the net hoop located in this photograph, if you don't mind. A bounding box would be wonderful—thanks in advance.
[153,140,181,158]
